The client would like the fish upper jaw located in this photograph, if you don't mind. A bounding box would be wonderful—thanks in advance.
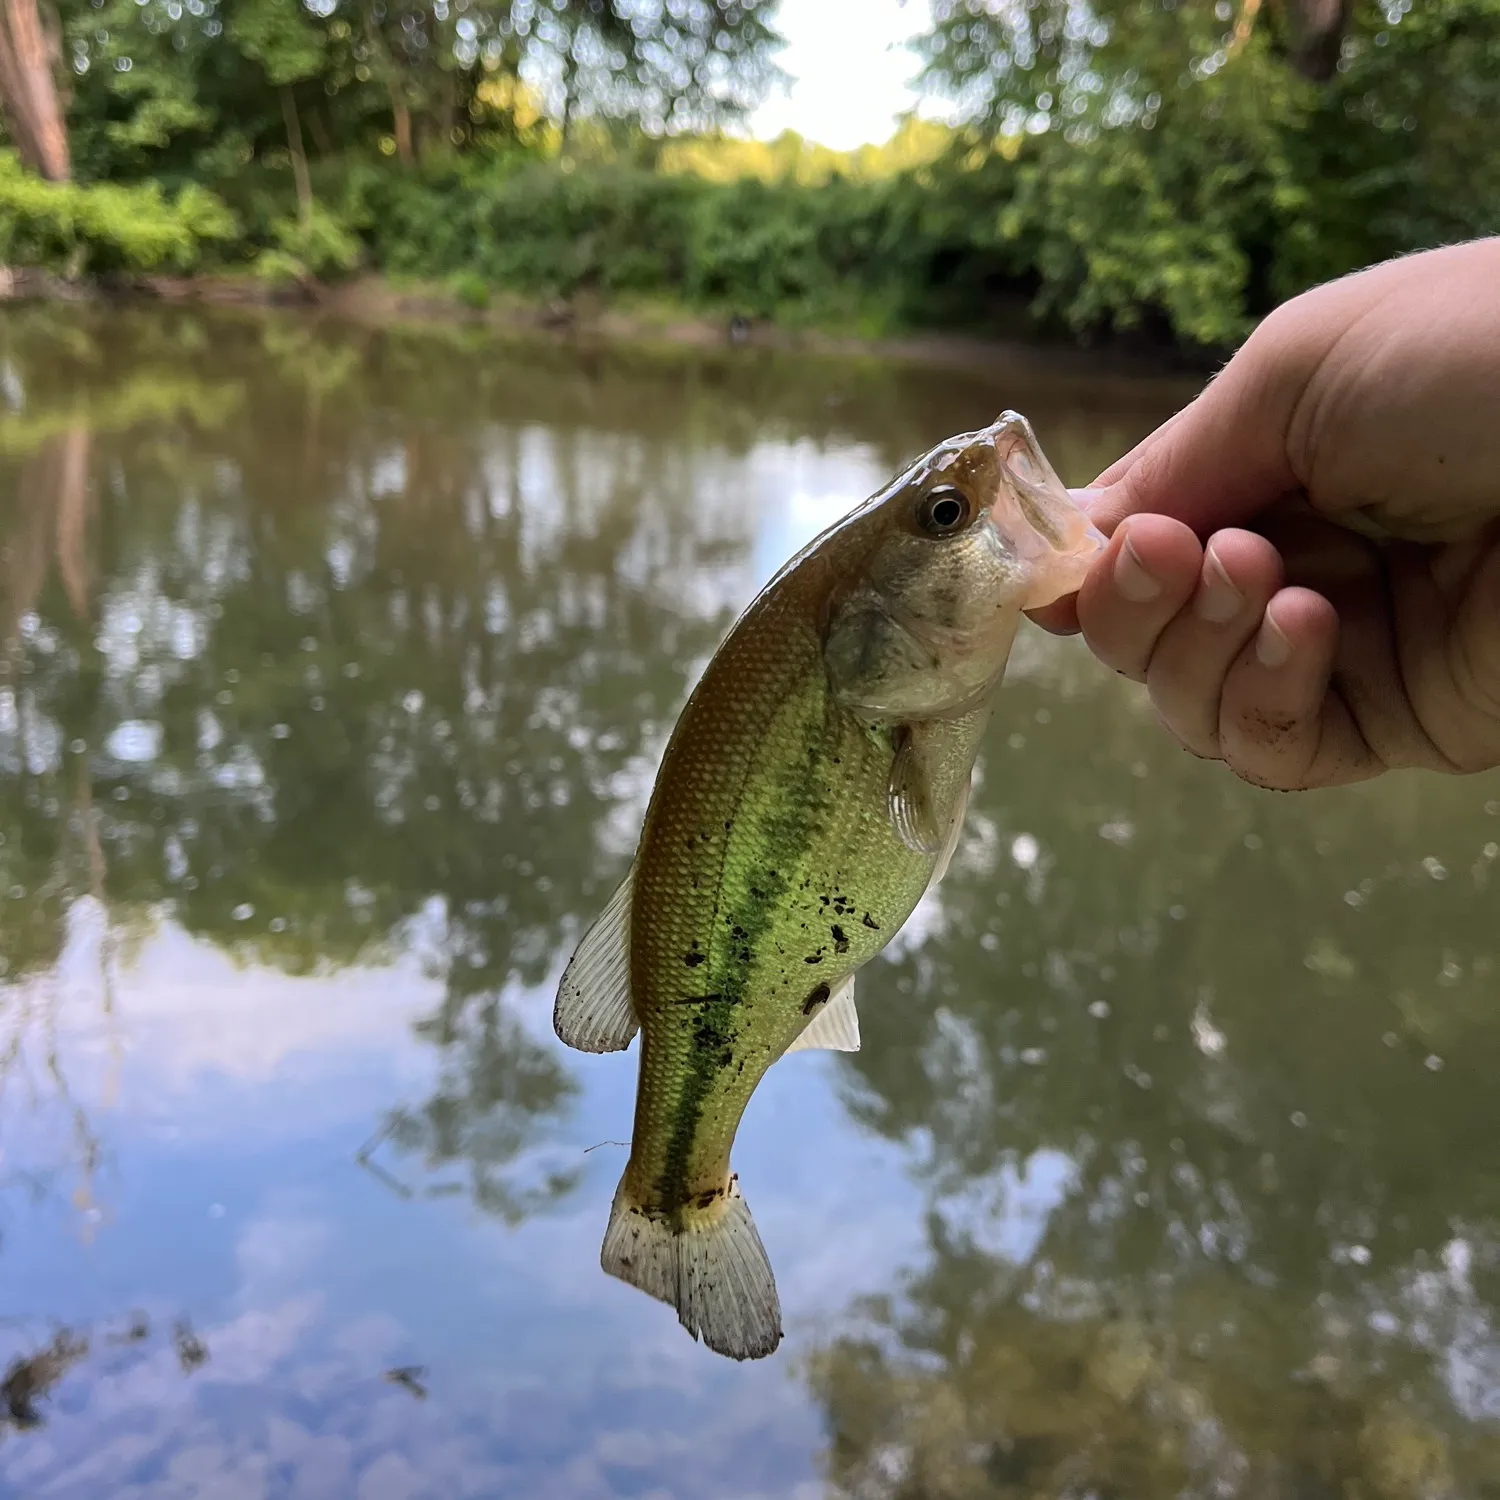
[981,413,1106,607]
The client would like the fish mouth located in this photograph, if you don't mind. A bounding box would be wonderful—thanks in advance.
[981,411,1106,562]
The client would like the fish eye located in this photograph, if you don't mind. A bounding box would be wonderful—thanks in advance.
[915,484,974,538]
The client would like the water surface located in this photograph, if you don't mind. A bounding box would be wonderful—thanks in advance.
[0,304,1497,1498]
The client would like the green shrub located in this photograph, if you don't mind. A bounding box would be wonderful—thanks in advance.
[0,151,237,273]
[264,202,362,281]
[344,156,997,335]
[448,270,491,309]
[7,0,1500,355]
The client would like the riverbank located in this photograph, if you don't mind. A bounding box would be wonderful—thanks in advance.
[0,265,1218,387]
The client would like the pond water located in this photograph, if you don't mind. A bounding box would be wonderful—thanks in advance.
[0,303,1497,1499]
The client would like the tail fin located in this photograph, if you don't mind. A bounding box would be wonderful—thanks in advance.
[601,1174,782,1361]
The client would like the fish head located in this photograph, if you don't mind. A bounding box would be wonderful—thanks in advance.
[823,411,1105,719]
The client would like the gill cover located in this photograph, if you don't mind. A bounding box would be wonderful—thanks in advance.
[823,412,1103,721]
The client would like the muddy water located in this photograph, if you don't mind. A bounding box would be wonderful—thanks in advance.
[0,303,1496,1499]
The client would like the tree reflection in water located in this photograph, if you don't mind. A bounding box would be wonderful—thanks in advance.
[810,661,1500,1496]
[0,301,1182,1242]
[11,305,1489,1493]
[0,305,765,1235]
[0,305,1160,1247]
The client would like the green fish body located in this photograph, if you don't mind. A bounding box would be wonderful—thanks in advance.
[554,412,1102,1359]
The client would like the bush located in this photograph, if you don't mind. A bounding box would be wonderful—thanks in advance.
[0,151,237,273]
[9,0,1499,356]
[345,154,997,336]
[252,201,363,285]
[448,270,491,309]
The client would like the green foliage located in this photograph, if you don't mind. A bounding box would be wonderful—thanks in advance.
[981,126,1273,346]
[447,269,491,309]
[374,160,701,296]
[13,0,1500,347]
[1275,0,1500,292]
[344,155,986,333]
[0,151,236,272]
[56,0,784,178]
[255,201,363,284]
[916,0,1500,342]
[225,0,326,89]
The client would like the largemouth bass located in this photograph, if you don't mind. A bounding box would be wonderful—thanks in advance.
[553,412,1103,1359]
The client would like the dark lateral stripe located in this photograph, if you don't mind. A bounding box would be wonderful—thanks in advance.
[652,686,836,1213]
[657,991,742,1213]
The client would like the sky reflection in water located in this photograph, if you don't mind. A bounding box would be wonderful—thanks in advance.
[0,305,1497,1498]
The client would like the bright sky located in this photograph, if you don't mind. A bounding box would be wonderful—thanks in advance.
[749,0,937,150]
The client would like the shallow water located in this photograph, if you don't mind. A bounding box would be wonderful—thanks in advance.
[0,303,1497,1499]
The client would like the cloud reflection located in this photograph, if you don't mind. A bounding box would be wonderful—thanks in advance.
[6,303,1495,1495]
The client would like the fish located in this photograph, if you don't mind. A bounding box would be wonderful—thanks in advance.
[552,411,1103,1360]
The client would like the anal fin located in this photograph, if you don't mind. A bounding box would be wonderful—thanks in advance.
[553,864,639,1053]
[785,972,860,1054]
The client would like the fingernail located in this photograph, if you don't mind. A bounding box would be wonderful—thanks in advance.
[1256,613,1291,668]
[1114,532,1161,603]
[1195,549,1242,624]
[1068,486,1110,516]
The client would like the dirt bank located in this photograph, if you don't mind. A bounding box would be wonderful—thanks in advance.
[0,265,1215,389]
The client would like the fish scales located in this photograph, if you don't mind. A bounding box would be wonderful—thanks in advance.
[627,549,955,1217]
[553,411,1104,1361]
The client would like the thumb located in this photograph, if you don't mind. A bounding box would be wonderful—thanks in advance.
[1080,328,1308,539]
[1026,313,1318,638]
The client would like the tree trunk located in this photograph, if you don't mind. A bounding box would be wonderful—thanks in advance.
[0,0,69,180]
[53,425,91,619]
[280,84,312,222]
[357,0,412,166]
[1227,0,1263,56]
[559,54,575,151]
[392,93,412,165]
[437,65,456,151]
[1277,0,1352,81]
[1,426,88,650]
[307,103,335,158]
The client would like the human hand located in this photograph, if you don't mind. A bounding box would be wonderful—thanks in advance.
[1032,238,1500,789]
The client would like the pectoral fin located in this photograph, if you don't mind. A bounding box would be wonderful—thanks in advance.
[888,726,943,854]
[553,864,639,1053]
[785,972,860,1054]
[929,771,972,887]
